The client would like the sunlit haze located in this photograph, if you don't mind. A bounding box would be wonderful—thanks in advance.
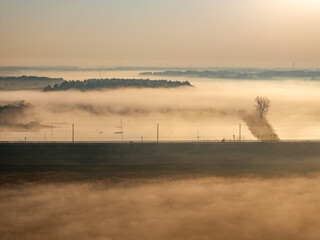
[0,0,319,67]
[1,1,320,240]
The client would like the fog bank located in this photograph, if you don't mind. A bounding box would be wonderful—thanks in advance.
[1,176,320,240]
[0,101,51,131]
[1,76,320,140]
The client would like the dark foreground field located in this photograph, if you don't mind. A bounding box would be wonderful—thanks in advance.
[1,142,320,183]
[1,142,320,240]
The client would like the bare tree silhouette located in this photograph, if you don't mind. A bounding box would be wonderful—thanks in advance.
[255,96,270,119]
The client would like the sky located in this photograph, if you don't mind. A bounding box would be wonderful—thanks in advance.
[0,0,319,68]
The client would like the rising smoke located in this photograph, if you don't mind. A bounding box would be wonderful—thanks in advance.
[241,97,280,141]
[241,111,280,141]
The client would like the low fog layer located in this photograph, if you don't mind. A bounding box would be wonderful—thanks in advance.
[0,100,279,140]
[1,176,319,240]
[0,101,51,131]
[1,76,320,140]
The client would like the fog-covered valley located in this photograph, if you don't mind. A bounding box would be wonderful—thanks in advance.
[1,70,320,141]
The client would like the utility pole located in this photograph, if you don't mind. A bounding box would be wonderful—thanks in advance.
[239,124,241,142]
[72,124,74,143]
[121,120,123,143]
[197,130,200,143]
[114,120,124,143]
[157,124,159,143]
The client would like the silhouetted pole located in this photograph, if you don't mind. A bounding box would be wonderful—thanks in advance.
[114,120,123,143]
[72,124,74,143]
[239,124,241,142]
[121,120,123,143]
[197,130,200,143]
[51,122,53,141]
[157,124,159,143]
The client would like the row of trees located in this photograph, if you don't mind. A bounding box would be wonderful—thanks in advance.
[141,70,251,79]
[43,78,191,91]
[140,70,320,80]
[0,76,64,90]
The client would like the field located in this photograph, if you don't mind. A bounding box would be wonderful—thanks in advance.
[1,142,320,184]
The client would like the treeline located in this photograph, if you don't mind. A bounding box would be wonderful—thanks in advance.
[43,78,192,91]
[0,66,193,72]
[0,75,64,82]
[0,76,64,90]
[140,70,320,80]
[140,70,251,79]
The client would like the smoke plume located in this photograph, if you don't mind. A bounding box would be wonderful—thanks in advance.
[241,111,280,141]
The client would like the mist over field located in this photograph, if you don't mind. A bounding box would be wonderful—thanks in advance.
[1,71,320,141]
[2,73,319,240]
[1,176,320,240]
[1,0,320,239]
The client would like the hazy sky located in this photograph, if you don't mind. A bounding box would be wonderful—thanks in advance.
[0,0,319,68]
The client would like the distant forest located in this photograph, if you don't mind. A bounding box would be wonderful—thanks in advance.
[0,66,184,72]
[0,76,64,90]
[43,78,192,91]
[140,70,320,80]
